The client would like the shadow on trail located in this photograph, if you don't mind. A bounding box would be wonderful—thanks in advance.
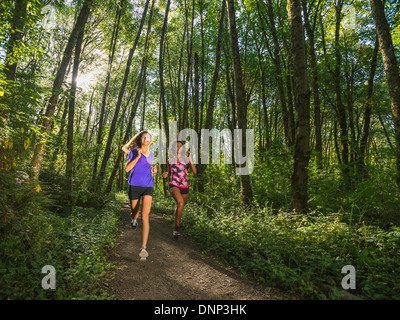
[104,203,284,300]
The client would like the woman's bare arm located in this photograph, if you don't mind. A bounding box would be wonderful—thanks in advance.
[125,149,141,172]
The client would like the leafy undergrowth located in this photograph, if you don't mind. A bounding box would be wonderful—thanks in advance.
[0,175,124,300]
[153,193,400,300]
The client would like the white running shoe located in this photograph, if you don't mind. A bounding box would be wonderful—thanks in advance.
[131,219,138,230]
[139,247,149,261]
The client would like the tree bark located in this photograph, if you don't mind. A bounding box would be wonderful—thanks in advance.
[181,0,195,130]
[302,0,322,169]
[288,0,311,213]
[370,0,400,189]
[159,0,171,192]
[258,1,292,149]
[106,0,155,193]
[31,0,93,181]
[97,0,149,186]
[66,26,85,211]
[358,35,379,176]
[204,0,225,131]
[159,0,171,146]
[92,0,122,181]
[333,1,350,184]
[225,0,253,206]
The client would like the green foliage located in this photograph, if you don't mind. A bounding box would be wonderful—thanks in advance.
[178,198,400,299]
[0,172,122,299]
[150,147,400,300]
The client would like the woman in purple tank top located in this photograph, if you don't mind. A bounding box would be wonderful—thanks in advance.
[122,131,157,260]
[162,140,196,239]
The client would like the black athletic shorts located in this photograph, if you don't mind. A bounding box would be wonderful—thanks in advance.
[129,185,153,200]
[168,183,189,195]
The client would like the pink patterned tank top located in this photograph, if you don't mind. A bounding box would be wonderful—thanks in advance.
[169,159,189,188]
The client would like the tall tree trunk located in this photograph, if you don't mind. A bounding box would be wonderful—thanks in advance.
[181,0,195,130]
[92,0,122,181]
[258,0,292,149]
[358,35,379,176]
[252,24,270,150]
[193,52,202,191]
[193,52,200,139]
[106,0,155,193]
[333,1,350,184]
[97,0,149,186]
[106,60,146,193]
[159,0,171,147]
[204,0,225,131]
[31,0,93,181]
[358,36,379,173]
[66,27,85,211]
[370,0,400,189]
[159,0,171,193]
[197,0,225,193]
[225,0,254,206]
[49,98,69,170]
[302,0,322,169]
[83,85,96,143]
[288,0,311,213]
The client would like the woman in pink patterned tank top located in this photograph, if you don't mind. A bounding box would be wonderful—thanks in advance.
[162,140,196,239]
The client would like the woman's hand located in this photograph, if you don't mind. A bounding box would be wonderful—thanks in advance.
[186,151,193,163]
[137,148,142,157]
[162,171,169,178]
[151,166,158,174]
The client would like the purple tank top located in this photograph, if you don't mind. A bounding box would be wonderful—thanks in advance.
[127,148,154,187]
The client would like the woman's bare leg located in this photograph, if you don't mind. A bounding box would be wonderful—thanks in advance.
[170,187,185,227]
[131,199,140,220]
[140,195,152,248]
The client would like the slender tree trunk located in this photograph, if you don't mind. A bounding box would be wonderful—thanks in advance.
[106,0,155,193]
[333,1,350,184]
[66,27,85,211]
[31,0,93,181]
[97,0,149,186]
[49,98,68,170]
[159,0,171,147]
[194,52,200,139]
[193,52,202,191]
[181,0,195,130]
[288,0,311,213]
[252,26,270,150]
[226,0,253,206]
[106,61,146,193]
[92,0,122,181]
[83,85,96,143]
[199,0,206,135]
[358,35,379,176]
[196,0,225,193]
[204,0,225,131]
[302,0,322,168]
[258,0,291,149]
[370,0,400,189]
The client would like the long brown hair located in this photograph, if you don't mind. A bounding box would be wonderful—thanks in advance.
[122,131,150,154]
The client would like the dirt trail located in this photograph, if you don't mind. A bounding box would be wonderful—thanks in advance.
[103,203,287,300]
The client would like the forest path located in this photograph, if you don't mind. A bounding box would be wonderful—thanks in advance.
[103,203,287,300]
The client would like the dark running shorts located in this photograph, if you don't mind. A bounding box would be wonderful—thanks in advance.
[129,185,153,200]
[169,183,189,195]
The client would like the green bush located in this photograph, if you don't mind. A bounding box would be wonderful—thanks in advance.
[0,174,122,300]
[180,199,400,299]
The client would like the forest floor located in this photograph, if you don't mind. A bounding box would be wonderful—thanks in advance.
[102,203,291,300]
